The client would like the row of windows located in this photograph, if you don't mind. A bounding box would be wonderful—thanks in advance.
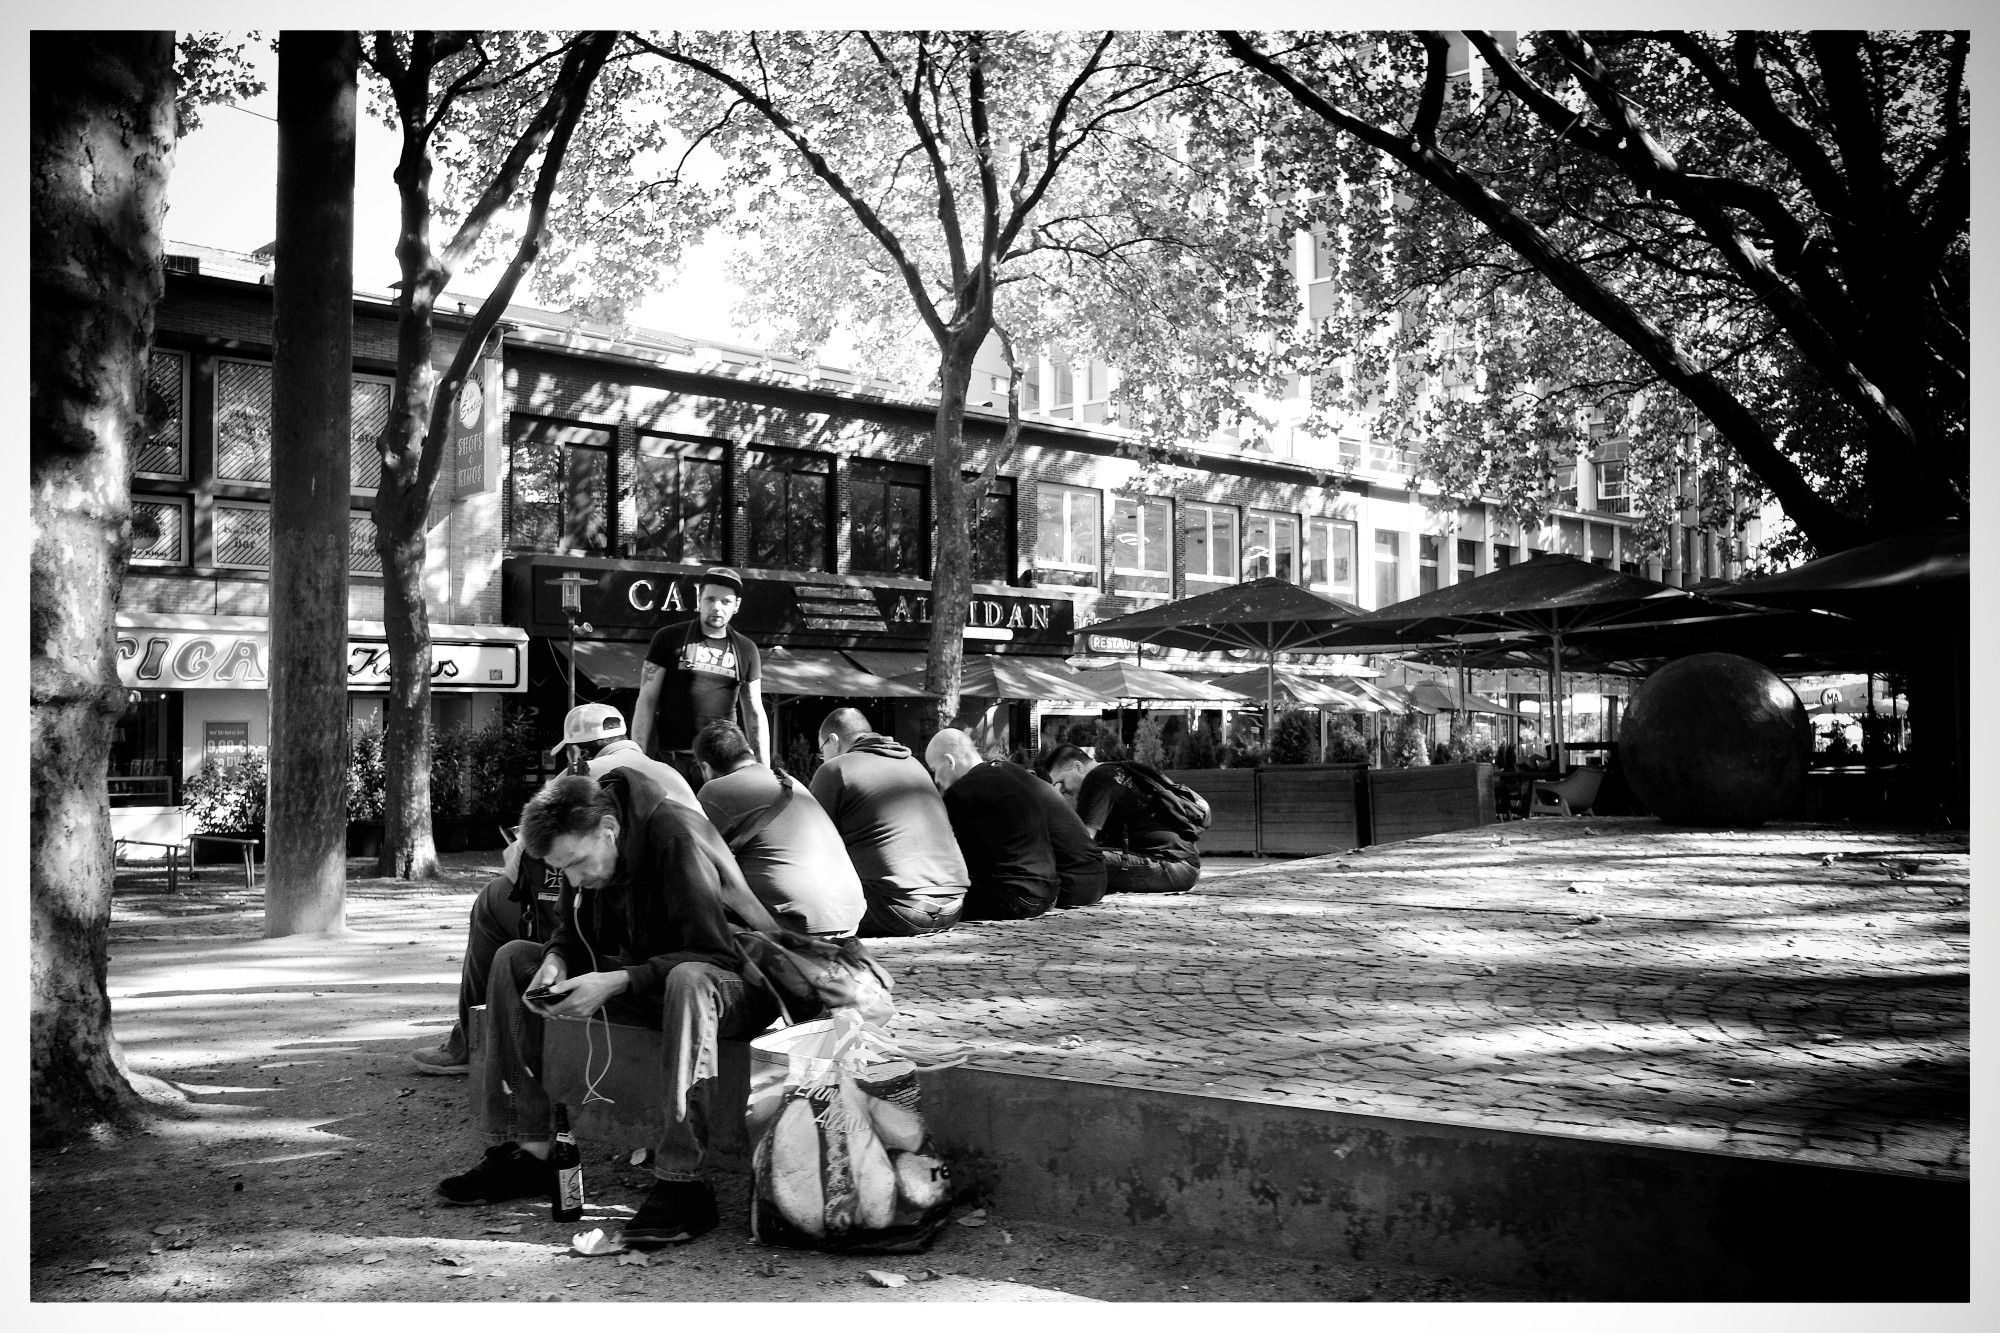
[509,417,1018,584]
[1033,486,1361,603]
[130,495,381,574]
[141,349,392,492]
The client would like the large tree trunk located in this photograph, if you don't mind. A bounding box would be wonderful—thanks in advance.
[923,333,988,736]
[265,32,358,935]
[375,506,439,879]
[28,31,177,1142]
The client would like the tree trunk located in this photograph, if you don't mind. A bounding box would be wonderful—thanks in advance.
[265,32,358,936]
[28,31,177,1142]
[376,507,439,879]
[923,334,987,737]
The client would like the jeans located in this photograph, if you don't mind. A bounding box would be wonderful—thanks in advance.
[477,939,778,1181]
[441,875,532,1062]
[1101,849,1200,894]
[856,889,964,937]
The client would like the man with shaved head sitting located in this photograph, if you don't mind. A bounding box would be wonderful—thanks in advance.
[811,708,968,935]
[924,728,1105,920]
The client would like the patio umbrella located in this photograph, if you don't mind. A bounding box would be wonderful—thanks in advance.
[1067,664,1247,704]
[1407,680,1521,717]
[1084,577,1367,734]
[1714,520,1966,614]
[1309,553,1728,767]
[890,654,1122,703]
[1208,668,1385,712]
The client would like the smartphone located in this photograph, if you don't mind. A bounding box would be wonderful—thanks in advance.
[523,985,557,1004]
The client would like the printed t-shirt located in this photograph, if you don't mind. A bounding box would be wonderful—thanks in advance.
[644,622,761,752]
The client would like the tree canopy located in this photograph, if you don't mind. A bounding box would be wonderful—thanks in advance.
[1224,29,1969,559]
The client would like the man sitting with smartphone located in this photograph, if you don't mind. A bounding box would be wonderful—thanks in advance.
[434,766,779,1249]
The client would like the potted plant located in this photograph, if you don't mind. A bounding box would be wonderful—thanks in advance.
[346,723,386,857]
[181,748,267,862]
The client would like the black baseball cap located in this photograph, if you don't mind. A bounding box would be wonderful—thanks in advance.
[699,566,745,595]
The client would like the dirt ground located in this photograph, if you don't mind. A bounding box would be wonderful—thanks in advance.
[30,851,1556,1304]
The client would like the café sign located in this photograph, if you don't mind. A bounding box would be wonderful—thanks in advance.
[115,628,524,692]
[510,556,1074,648]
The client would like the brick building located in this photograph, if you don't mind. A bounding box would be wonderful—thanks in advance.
[110,240,1727,838]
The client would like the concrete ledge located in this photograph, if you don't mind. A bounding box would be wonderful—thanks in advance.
[915,1063,1968,1301]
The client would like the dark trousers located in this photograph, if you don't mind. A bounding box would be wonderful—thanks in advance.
[857,889,964,937]
[1102,849,1200,894]
[478,940,778,1181]
[442,874,532,1061]
[959,881,1054,920]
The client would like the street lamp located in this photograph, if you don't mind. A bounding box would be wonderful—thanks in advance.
[551,570,595,715]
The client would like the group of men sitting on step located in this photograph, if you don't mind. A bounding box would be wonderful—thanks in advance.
[418,700,1208,1249]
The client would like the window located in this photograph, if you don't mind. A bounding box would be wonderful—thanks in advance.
[634,434,725,564]
[1245,511,1300,582]
[1493,543,1515,569]
[1048,361,1076,419]
[1373,529,1401,607]
[1456,538,1479,583]
[1182,503,1238,591]
[509,417,612,556]
[1305,517,1357,601]
[848,459,928,576]
[1366,439,1413,475]
[971,476,1016,583]
[1557,517,1585,558]
[746,449,832,572]
[214,358,394,492]
[137,349,187,479]
[1597,459,1631,514]
[129,497,190,566]
[1079,361,1110,425]
[1554,462,1579,508]
[349,510,382,576]
[1337,437,1363,471]
[1034,483,1099,587]
[1112,496,1172,598]
[1589,522,1614,568]
[1310,223,1332,282]
[1020,360,1040,415]
[1418,534,1441,593]
[213,501,272,569]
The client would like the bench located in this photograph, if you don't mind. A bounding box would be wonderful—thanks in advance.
[112,838,189,894]
[467,1005,753,1170]
[187,834,260,891]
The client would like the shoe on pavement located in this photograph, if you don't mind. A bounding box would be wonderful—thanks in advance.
[622,1179,717,1248]
[410,1044,469,1076]
[437,1144,553,1204]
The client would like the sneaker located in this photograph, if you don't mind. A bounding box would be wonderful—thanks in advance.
[437,1144,553,1204]
[410,1044,469,1076]
[622,1179,717,1248]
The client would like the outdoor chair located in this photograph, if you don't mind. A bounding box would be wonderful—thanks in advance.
[1527,766,1604,817]
[113,807,190,894]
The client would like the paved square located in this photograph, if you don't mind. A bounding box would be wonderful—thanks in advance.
[864,819,1968,1179]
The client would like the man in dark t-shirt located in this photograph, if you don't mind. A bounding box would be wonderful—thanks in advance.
[1047,743,1204,895]
[632,566,766,790]
[925,729,1105,919]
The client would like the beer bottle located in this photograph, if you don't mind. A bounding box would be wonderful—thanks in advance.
[550,1104,584,1223]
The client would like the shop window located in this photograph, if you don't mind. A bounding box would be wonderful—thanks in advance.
[129,497,190,566]
[1112,496,1172,598]
[1033,483,1100,588]
[970,476,1016,584]
[509,416,612,556]
[1245,511,1300,583]
[137,348,187,479]
[350,510,382,576]
[1305,516,1357,601]
[848,458,928,576]
[213,501,272,569]
[1373,529,1401,608]
[1589,522,1614,568]
[1183,503,1238,591]
[109,690,182,807]
[1418,534,1441,593]
[634,433,725,564]
[746,448,832,572]
[1456,537,1479,583]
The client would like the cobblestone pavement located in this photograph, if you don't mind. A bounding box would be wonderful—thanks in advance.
[863,819,1969,1180]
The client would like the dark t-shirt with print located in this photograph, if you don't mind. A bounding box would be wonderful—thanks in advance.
[644,622,761,752]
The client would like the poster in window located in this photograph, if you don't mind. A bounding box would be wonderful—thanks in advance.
[204,720,250,765]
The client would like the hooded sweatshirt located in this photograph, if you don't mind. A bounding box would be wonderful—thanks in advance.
[808,732,969,908]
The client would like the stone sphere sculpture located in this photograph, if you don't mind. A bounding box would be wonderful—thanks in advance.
[1620,652,1811,827]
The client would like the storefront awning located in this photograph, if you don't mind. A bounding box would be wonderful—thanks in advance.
[557,641,931,699]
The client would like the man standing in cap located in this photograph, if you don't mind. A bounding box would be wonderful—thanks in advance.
[632,566,766,792]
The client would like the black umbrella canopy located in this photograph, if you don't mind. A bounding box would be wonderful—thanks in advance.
[1713,520,1967,611]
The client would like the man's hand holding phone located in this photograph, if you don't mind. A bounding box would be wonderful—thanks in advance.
[523,959,627,1019]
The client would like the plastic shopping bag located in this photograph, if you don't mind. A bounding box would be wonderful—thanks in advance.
[747,1010,954,1253]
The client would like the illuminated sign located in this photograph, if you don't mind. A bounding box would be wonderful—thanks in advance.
[114,629,524,691]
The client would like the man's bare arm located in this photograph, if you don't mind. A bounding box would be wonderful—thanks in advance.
[742,678,770,765]
[631,661,664,751]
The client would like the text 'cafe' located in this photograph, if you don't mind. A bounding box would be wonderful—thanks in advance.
[503,554,1078,760]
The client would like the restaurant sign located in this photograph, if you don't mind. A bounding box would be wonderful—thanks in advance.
[115,628,525,692]
[509,556,1074,648]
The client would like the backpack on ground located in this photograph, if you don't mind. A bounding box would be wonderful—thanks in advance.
[1110,761,1210,839]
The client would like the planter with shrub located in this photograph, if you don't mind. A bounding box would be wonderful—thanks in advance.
[180,749,267,862]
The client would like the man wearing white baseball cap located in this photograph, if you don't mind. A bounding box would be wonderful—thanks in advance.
[410,704,701,1075]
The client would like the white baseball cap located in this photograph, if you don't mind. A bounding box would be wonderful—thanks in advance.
[547,702,626,760]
